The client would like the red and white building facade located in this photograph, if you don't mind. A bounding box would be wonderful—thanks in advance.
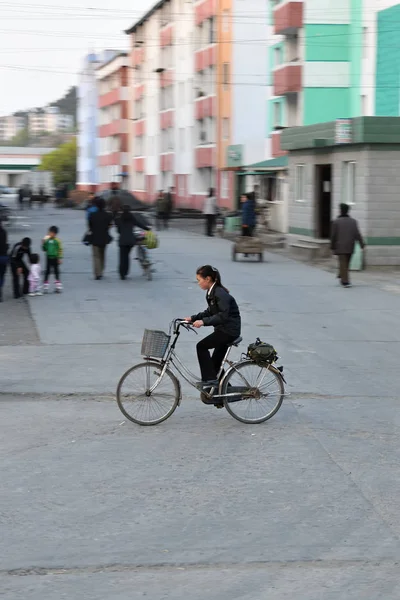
[126,0,230,209]
[96,53,130,192]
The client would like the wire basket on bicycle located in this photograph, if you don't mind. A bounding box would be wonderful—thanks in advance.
[141,329,170,359]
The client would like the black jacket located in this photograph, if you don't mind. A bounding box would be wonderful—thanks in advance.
[191,285,241,337]
[116,213,150,246]
[0,226,8,256]
[89,210,113,247]
[10,242,31,267]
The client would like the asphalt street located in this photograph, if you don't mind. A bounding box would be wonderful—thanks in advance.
[1,206,400,599]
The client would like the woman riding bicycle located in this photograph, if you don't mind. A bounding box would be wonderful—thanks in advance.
[186,265,241,390]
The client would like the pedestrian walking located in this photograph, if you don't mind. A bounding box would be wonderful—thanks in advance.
[85,191,97,226]
[89,196,113,280]
[108,182,122,221]
[42,226,63,293]
[28,254,43,296]
[203,187,217,237]
[331,203,365,288]
[116,205,150,280]
[241,192,256,237]
[0,219,9,302]
[163,186,174,229]
[17,187,24,211]
[10,237,32,299]
[185,265,241,391]
[155,191,165,230]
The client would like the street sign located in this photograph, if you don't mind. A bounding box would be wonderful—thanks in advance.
[335,119,352,144]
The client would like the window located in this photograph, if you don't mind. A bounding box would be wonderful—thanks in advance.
[273,102,281,128]
[209,17,216,44]
[342,161,356,205]
[222,117,229,140]
[274,46,282,67]
[295,165,305,201]
[222,10,230,33]
[222,63,229,89]
[361,94,367,116]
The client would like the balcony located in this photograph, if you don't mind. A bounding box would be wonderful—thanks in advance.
[194,46,216,72]
[273,63,302,96]
[271,131,287,158]
[160,109,174,130]
[195,95,216,120]
[195,146,216,169]
[195,0,216,26]
[160,152,174,172]
[274,1,303,36]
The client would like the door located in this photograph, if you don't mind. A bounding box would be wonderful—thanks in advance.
[315,164,332,239]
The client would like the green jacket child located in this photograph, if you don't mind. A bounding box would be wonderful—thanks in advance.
[42,226,63,292]
[42,228,63,260]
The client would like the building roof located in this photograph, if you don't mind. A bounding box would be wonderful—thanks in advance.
[281,117,400,152]
[245,156,288,170]
[95,52,128,71]
[0,147,55,155]
[125,0,168,34]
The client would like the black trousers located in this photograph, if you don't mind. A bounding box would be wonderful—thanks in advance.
[11,261,29,298]
[0,259,7,297]
[45,257,60,282]
[205,214,215,237]
[196,330,238,382]
[119,245,133,279]
[242,226,254,237]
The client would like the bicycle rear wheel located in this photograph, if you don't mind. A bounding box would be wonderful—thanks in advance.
[116,361,180,425]
[221,361,284,424]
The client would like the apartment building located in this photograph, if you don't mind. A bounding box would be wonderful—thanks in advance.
[77,50,119,190]
[28,107,73,136]
[0,115,26,141]
[125,0,268,208]
[96,53,130,191]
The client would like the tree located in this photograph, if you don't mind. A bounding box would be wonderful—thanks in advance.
[38,137,77,186]
[8,128,29,146]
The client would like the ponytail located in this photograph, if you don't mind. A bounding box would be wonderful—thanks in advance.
[196,265,229,292]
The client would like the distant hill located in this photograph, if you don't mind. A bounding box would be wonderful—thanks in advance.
[13,86,77,122]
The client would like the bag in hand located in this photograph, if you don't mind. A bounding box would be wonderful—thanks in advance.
[82,231,93,246]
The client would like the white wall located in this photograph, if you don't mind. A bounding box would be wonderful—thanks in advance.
[232,0,269,163]
[173,0,195,180]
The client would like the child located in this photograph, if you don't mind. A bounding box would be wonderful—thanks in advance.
[42,225,63,293]
[28,253,42,297]
[185,265,241,390]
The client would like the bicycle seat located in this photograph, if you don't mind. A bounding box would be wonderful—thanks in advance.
[231,336,242,347]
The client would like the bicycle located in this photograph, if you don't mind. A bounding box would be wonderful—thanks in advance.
[135,231,152,281]
[116,319,286,426]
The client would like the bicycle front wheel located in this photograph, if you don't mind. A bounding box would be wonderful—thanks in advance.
[116,361,180,426]
[221,361,284,424]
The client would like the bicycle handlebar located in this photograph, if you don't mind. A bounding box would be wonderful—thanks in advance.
[174,319,198,335]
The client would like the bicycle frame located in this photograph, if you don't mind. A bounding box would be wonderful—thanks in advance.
[146,320,267,400]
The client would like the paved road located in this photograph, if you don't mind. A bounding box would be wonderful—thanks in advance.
[1,207,400,598]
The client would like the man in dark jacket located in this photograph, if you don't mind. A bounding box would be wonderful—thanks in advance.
[10,237,32,298]
[88,197,112,280]
[0,221,9,302]
[331,203,365,288]
[163,186,174,229]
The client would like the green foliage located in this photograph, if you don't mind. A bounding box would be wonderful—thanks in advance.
[6,127,29,146]
[38,138,77,186]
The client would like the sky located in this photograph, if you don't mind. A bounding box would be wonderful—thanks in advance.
[0,0,154,115]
